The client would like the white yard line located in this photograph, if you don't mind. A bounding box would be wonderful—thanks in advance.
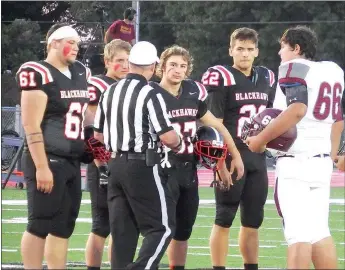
[3,199,345,206]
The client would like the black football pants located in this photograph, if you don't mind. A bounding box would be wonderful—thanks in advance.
[107,153,176,269]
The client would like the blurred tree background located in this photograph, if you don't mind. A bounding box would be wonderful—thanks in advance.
[1,1,344,105]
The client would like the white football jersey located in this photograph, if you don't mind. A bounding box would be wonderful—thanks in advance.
[274,58,344,156]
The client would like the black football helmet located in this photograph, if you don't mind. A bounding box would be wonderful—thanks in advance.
[241,108,297,153]
[194,126,228,171]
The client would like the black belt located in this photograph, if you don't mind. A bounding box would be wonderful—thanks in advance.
[118,151,146,160]
[278,153,330,159]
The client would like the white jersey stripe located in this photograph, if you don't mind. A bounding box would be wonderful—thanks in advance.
[17,61,54,85]
[212,65,236,86]
[195,81,208,101]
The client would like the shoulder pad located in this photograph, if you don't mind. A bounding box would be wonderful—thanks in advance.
[278,61,310,87]
[202,65,236,87]
[183,79,208,101]
[16,61,54,85]
[320,61,344,76]
[257,66,275,87]
[88,76,111,93]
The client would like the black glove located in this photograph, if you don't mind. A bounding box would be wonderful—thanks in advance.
[98,164,109,186]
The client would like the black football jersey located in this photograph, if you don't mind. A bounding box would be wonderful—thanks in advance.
[88,74,116,105]
[150,79,208,161]
[202,65,276,149]
[16,60,91,158]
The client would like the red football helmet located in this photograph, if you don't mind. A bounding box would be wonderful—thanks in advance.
[194,126,228,171]
[241,108,298,152]
[84,125,111,162]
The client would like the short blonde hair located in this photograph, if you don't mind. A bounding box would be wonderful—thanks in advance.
[156,45,193,78]
[104,39,132,61]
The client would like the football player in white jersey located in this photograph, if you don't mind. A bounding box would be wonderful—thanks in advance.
[245,26,344,269]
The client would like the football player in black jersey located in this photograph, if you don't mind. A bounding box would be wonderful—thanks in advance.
[202,28,276,270]
[85,39,131,270]
[150,45,244,270]
[16,23,91,269]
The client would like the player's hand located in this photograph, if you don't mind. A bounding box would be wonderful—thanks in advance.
[230,155,244,180]
[245,136,266,153]
[216,159,232,190]
[36,166,54,194]
[98,165,109,186]
[334,155,345,172]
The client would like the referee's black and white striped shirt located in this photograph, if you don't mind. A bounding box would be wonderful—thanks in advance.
[94,73,174,153]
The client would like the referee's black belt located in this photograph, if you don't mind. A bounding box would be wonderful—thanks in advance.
[278,153,330,159]
[117,151,146,160]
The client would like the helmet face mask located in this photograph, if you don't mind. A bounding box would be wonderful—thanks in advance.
[86,137,111,162]
[241,118,263,141]
[194,127,228,171]
[84,125,111,163]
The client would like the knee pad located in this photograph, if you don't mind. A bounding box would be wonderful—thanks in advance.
[174,227,193,241]
[241,208,264,229]
[215,204,237,228]
[27,219,49,239]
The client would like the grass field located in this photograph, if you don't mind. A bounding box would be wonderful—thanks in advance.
[1,187,344,269]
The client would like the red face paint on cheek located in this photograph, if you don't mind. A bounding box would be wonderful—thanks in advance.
[63,44,72,57]
[113,64,121,71]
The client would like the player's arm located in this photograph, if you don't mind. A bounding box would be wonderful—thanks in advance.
[247,63,309,149]
[17,67,53,193]
[21,91,49,170]
[147,91,181,152]
[331,92,345,171]
[252,84,308,147]
[93,92,106,144]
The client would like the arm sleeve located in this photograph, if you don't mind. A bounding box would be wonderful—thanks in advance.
[285,84,308,107]
[147,92,174,136]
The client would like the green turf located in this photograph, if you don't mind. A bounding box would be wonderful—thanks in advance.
[1,187,344,269]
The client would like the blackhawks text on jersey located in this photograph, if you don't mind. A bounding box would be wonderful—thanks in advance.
[150,79,208,161]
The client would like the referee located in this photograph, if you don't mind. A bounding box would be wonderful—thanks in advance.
[94,41,182,269]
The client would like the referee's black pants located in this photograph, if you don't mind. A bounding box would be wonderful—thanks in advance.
[108,153,176,269]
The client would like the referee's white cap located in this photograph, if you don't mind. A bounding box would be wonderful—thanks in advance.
[129,41,160,65]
